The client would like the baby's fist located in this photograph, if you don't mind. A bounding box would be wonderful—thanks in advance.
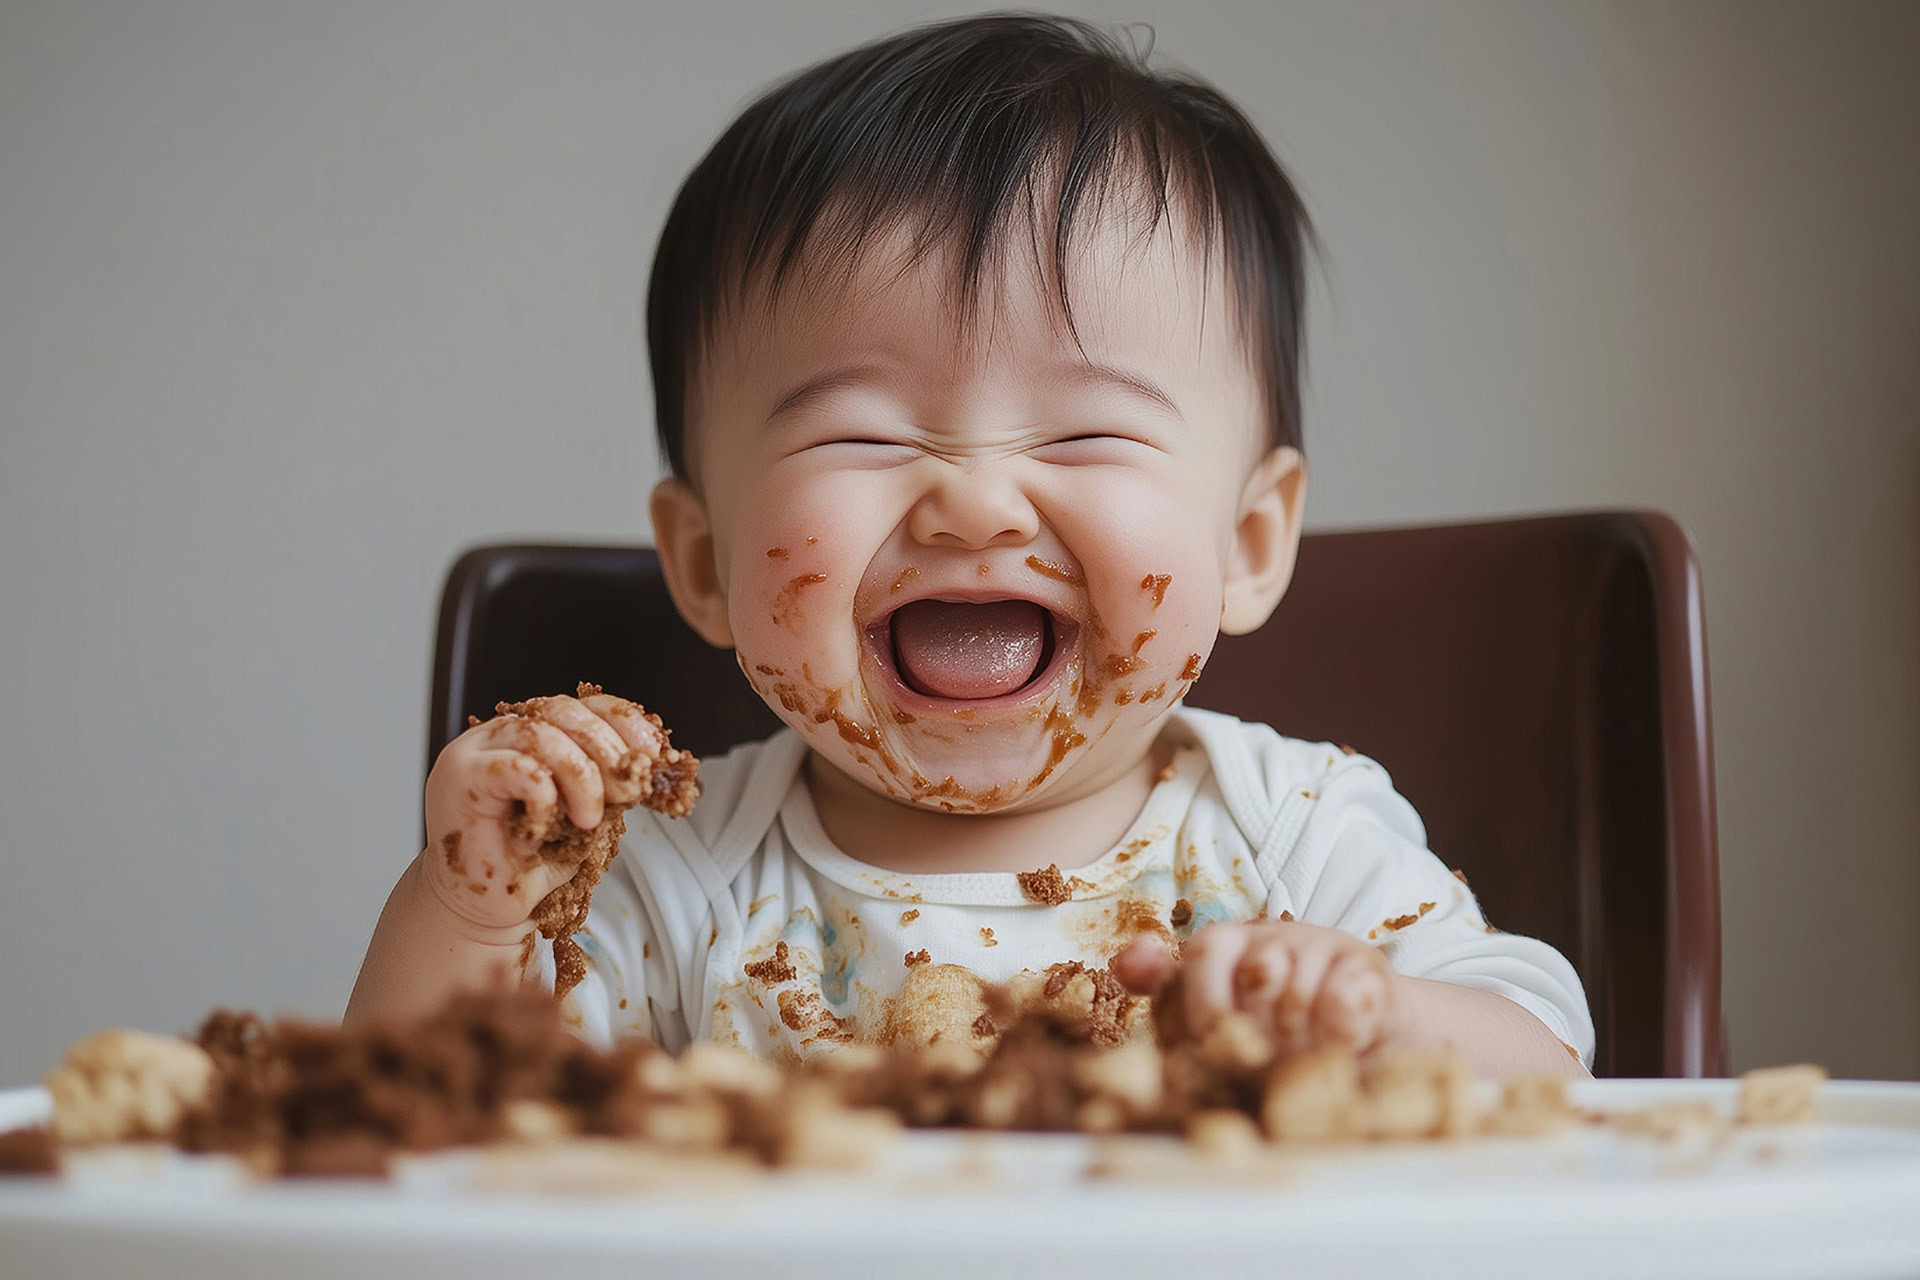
[1115,918,1409,1058]
[421,686,691,930]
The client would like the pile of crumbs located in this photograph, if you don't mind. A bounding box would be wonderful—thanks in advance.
[0,985,1827,1183]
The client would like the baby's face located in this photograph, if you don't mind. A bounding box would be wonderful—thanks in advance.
[660,209,1297,813]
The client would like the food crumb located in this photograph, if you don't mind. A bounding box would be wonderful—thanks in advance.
[1418,902,1434,917]
[1017,865,1073,906]
[980,927,998,948]
[1170,899,1193,928]
[905,949,931,968]
[900,909,920,925]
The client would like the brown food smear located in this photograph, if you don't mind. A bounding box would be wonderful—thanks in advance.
[1025,555,1081,584]
[771,572,829,626]
[1180,654,1204,681]
[441,831,466,876]
[743,941,797,984]
[766,546,789,560]
[1170,899,1193,928]
[1141,573,1171,608]
[889,565,918,593]
[1382,905,1428,936]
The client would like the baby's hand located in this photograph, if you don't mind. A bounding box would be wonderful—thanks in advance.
[421,689,673,929]
[1113,919,1409,1058]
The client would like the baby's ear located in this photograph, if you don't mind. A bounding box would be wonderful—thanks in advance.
[650,477,735,648]
[1220,447,1306,636]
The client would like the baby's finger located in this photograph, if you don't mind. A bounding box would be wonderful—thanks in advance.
[1312,952,1389,1053]
[578,693,670,757]
[1112,933,1177,995]
[1230,941,1292,1033]
[514,695,639,805]
[484,716,604,830]
[468,748,560,830]
[1179,927,1250,1038]
[1273,942,1337,1053]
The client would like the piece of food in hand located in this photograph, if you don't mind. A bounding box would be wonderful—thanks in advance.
[489,683,700,998]
[43,1029,216,1145]
[1737,1064,1827,1125]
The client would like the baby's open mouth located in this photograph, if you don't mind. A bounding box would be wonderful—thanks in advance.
[886,599,1061,701]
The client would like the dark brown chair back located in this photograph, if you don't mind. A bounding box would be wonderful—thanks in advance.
[428,511,1723,1077]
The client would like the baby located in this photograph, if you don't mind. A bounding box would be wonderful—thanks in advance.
[348,14,1592,1079]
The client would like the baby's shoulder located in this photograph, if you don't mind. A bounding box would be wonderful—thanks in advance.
[1170,706,1424,846]
[1174,706,1395,795]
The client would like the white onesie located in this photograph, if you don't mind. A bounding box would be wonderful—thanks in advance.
[534,706,1595,1066]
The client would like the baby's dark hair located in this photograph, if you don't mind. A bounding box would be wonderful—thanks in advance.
[646,12,1312,477]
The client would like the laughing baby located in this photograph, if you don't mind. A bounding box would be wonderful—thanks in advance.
[349,14,1592,1079]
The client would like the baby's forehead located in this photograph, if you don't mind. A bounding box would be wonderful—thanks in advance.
[713,200,1254,389]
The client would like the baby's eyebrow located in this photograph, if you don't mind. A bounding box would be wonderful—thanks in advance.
[766,363,893,424]
[1051,359,1184,423]
[763,358,1183,426]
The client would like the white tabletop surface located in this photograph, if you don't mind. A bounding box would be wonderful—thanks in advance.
[4,1077,1920,1280]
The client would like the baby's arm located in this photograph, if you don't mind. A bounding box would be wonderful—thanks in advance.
[1114,925,1587,1079]
[346,690,680,1026]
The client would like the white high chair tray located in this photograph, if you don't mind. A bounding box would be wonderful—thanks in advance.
[3,1078,1919,1280]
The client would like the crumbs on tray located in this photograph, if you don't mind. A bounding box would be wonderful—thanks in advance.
[0,981,1830,1183]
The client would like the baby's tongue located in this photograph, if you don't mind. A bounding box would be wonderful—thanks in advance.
[891,599,1048,700]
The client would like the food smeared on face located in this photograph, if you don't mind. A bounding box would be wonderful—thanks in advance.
[1025,555,1081,585]
[771,573,829,627]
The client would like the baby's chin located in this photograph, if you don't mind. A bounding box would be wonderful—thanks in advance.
[808,711,1099,813]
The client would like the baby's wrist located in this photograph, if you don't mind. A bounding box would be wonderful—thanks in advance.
[1371,969,1421,1055]
[408,855,539,947]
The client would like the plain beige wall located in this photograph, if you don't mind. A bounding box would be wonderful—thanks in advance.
[1,0,1916,1085]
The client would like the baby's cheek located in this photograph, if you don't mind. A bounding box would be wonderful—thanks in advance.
[1042,473,1226,705]
[1076,559,1222,714]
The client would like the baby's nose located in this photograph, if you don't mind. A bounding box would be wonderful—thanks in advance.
[905,464,1040,551]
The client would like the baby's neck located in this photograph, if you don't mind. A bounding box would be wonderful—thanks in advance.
[804,745,1166,875]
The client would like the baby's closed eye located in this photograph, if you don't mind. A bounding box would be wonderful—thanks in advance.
[797,436,922,466]
[1028,432,1160,465]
